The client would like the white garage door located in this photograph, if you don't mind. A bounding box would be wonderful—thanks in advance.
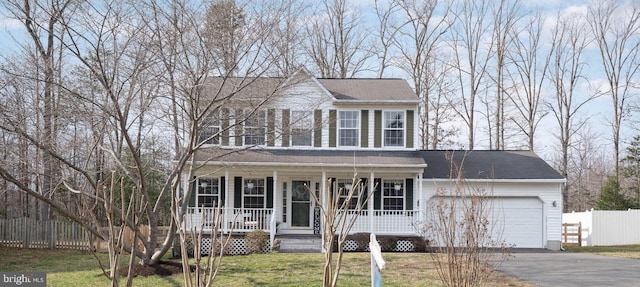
[428,197,543,248]
[491,197,543,248]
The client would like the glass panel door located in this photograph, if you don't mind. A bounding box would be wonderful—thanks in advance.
[291,180,311,228]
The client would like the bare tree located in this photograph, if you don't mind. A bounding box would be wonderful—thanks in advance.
[2,0,77,222]
[488,0,521,150]
[507,12,550,151]
[422,152,509,287]
[587,1,640,182]
[305,0,373,78]
[261,0,310,76]
[547,9,597,212]
[450,0,493,150]
[311,173,374,287]
[373,0,400,78]
[567,126,611,211]
[0,0,290,273]
[393,0,453,149]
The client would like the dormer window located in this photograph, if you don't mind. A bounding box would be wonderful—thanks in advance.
[338,110,359,147]
[199,110,221,145]
[244,110,266,145]
[383,111,404,147]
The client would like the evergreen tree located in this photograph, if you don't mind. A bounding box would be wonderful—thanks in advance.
[595,176,630,210]
[622,135,640,208]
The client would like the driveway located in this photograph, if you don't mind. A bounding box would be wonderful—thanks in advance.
[496,250,640,287]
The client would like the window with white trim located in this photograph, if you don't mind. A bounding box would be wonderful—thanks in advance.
[291,110,312,146]
[244,110,266,145]
[338,111,359,146]
[337,179,360,209]
[243,178,265,208]
[382,179,404,210]
[384,111,404,147]
[197,178,219,207]
[199,110,220,145]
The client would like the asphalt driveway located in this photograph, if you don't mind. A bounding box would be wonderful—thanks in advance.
[496,250,640,286]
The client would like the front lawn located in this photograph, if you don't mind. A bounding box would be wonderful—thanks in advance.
[0,247,530,286]
[564,245,640,259]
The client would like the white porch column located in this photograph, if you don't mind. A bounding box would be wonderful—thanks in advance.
[271,170,278,248]
[321,171,327,253]
[369,171,375,233]
[224,169,230,233]
[418,172,424,233]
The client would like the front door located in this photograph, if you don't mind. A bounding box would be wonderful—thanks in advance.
[291,180,311,228]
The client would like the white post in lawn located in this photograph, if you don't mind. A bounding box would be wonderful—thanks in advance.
[370,233,385,287]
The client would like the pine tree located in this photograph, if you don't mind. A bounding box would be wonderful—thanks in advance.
[595,176,630,210]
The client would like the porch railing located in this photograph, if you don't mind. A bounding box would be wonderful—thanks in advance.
[184,207,274,233]
[337,210,419,235]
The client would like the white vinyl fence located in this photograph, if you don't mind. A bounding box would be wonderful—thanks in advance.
[563,209,640,246]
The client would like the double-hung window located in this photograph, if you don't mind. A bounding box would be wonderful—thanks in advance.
[199,110,220,145]
[337,179,360,209]
[197,178,219,207]
[291,110,312,146]
[243,178,265,208]
[382,179,404,210]
[244,110,266,145]
[338,111,359,147]
[384,111,404,147]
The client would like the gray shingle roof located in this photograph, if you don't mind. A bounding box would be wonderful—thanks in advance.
[421,150,564,180]
[194,148,426,167]
[316,78,418,102]
[204,76,418,103]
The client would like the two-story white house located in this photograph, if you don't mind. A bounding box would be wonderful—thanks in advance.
[180,69,564,253]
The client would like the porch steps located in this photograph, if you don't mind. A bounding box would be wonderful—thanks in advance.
[276,235,322,253]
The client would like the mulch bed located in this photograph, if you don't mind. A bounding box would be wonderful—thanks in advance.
[118,261,196,277]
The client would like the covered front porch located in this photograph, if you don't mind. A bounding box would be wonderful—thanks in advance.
[182,149,428,251]
[183,207,420,236]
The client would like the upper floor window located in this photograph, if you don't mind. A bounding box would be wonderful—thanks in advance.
[244,110,266,145]
[199,110,220,145]
[382,179,404,210]
[338,111,359,147]
[197,178,219,207]
[243,178,265,208]
[291,111,312,146]
[384,111,404,147]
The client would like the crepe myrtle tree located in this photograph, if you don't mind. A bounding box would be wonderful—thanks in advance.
[310,172,376,287]
[416,152,510,287]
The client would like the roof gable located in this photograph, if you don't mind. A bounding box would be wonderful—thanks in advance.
[421,150,564,180]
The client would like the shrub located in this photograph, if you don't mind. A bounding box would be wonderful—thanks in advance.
[245,230,269,254]
[352,232,371,251]
[379,236,398,252]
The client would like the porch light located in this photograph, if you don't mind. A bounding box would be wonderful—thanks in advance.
[344,183,353,190]
[394,183,402,191]
[246,181,255,190]
[200,181,208,188]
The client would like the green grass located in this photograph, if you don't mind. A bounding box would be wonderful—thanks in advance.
[0,247,528,286]
[564,244,640,259]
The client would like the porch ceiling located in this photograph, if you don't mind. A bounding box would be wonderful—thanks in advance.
[193,148,427,169]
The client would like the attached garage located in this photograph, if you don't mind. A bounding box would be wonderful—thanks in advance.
[421,151,564,250]
[490,197,543,248]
